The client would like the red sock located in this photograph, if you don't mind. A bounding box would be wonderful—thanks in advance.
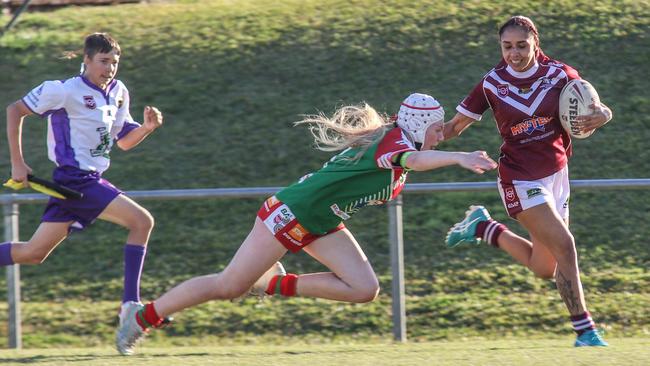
[136,302,163,330]
[265,275,283,295]
[279,274,298,297]
[264,274,298,297]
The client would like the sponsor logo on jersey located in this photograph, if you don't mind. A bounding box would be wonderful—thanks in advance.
[563,197,570,209]
[265,196,280,210]
[510,116,553,136]
[330,204,351,220]
[117,98,124,108]
[287,223,308,242]
[83,95,96,110]
[35,84,44,96]
[281,232,302,246]
[497,84,509,97]
[539,77,553,90]
[518,87,532,94]
[271,206,295,233]
[505,187,516,201]
[90,127,111,158]
[526,188,542,198]
[507,201,520,209]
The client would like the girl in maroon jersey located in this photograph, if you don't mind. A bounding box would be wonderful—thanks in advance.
[443,16,612,347]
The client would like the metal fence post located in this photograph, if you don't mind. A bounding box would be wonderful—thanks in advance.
[388,195,406,342]
[3,203,21,349]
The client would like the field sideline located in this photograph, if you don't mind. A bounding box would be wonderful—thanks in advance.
[0,339,649,365]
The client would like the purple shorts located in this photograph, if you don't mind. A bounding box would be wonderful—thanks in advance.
[41,166,122,231]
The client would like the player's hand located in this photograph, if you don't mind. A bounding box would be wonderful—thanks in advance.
[459,151,497,174]
[11,162,33,187]
[143,106,163,132]
[575,103,611,134]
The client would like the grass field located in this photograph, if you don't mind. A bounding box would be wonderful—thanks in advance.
[0,339,649,366]
[0,0,648,349]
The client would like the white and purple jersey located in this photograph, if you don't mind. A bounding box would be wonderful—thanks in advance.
[22,76,140,173]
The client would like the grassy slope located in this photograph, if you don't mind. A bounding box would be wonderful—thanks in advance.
[0,0,648,346]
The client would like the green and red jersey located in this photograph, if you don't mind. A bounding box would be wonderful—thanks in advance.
[276,127,416,234]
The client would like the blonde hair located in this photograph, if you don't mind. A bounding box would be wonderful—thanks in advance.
[295,103,393,160]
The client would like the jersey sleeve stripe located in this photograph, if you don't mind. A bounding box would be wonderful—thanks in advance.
[115,121,141,140]
[21,96,43,116]
[456,105,482,121]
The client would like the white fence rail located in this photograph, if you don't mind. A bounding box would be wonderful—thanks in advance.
[2,178,650,348]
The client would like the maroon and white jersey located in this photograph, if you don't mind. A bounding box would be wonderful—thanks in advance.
[457,56,580,182]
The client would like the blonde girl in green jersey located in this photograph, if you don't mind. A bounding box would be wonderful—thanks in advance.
[116,93,497,355]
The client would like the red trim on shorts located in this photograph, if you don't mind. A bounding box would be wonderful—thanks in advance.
[500,181,523,218]
[257,197,345,253]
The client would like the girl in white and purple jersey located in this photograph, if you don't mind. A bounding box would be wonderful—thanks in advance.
[3,33,164,325]
[442,16,612,347]
[114,93,497,355]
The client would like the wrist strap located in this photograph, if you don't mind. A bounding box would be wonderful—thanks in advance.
[399,151,414,170]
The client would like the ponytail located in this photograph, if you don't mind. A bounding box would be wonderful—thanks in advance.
[295,103,392,161]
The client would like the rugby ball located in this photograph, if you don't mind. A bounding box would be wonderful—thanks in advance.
[559,79,600,139]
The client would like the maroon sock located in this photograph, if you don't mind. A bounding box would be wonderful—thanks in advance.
[476,220,507,248]
[571,311,596,335]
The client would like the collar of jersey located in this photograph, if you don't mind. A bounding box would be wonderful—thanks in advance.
[505,61,539,79]
[79,75,117,97]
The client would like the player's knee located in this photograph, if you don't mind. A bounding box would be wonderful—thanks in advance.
[23,250,50,264]
[213,283,248,300]
[131,211,155,233]
[534,266,556,280]
[531,260,557,279]
[350,281,380,303]
[555,235,577,259]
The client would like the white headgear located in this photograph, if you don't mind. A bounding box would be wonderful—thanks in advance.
[396,93,445,144]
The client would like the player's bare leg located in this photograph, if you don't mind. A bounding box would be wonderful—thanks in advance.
[6,221,71,264]
[153,217,288,317]
[99,194,155,245]
[495,230,557,279]
[445,205,557,278]
[517,204,586,315]
[298,229,379,303]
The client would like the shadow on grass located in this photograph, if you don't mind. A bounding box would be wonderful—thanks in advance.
[0,352,211,363]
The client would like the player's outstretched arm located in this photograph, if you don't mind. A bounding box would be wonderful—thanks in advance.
[405,150,497,174]
[117,106,163,150]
